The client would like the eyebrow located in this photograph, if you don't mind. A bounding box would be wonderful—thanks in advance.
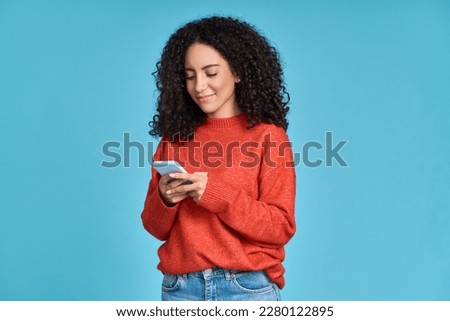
[185,64,220,71]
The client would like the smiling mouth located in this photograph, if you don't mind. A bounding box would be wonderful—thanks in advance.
[197,94,215,102]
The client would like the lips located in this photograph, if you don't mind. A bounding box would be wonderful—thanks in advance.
[196,94,215,102]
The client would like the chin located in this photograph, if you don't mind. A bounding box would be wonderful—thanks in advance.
[197,105,219,115]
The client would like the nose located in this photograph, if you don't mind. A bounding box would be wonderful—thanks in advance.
[194,74,207,93]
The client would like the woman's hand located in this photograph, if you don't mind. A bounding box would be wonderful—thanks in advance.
[164,172,208,203]
[158,174,191,206]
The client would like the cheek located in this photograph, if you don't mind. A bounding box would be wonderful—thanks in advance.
[213,78,235,94]
[222,79,236,96]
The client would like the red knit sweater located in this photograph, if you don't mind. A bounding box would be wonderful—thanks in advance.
[141,113,296,289]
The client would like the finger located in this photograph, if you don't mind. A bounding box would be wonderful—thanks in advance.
[166,179,191,190]
[160,174,175,184]
[166,182,198,195]
[192,172,208,177]
[169,172,195,181]
[168,193,190,203]
[166,188,190,196]
[168,172,208,184]
[162,192,189,205]
[192,192,203,203]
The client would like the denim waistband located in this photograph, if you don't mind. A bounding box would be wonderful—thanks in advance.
[183,267,241,280]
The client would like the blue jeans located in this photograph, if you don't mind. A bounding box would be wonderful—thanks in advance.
[161,268,281,301]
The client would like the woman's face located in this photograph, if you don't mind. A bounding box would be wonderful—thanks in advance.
[184,43,240,118]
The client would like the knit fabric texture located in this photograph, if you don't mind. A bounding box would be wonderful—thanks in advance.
[141,113,296,289]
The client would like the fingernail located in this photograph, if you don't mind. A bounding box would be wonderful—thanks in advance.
[166,190,171,195]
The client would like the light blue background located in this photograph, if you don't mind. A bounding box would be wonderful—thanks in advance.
[1,0,449,300]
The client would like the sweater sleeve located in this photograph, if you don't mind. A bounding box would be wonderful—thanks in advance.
[140,140,179,241]
[198,130,296,247]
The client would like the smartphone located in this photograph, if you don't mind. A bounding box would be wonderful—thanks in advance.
[152,160,187,176]
[152,161,192,185]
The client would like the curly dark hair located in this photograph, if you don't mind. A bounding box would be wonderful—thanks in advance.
[149,16,290,141]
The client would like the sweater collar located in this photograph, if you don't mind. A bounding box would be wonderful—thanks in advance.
[202,113,248,130]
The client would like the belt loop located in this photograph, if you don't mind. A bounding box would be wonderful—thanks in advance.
[224,269,233,280]
[202,268,213,279]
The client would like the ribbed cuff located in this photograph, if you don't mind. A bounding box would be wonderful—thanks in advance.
[150,192,179,226]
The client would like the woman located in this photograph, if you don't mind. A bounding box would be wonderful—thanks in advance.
[141,16,296,301]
